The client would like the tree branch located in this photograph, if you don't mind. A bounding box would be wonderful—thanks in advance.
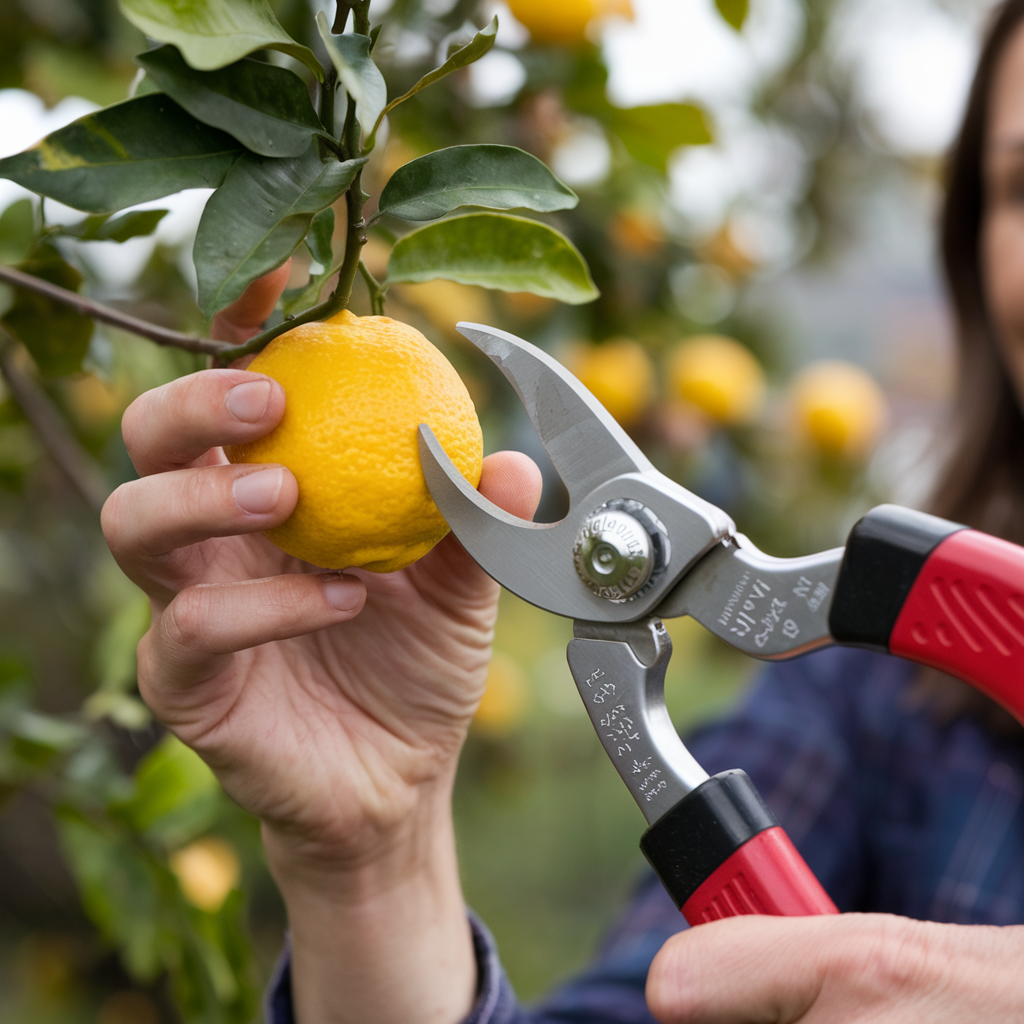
[0,265,227,357]
[0,330,110,515]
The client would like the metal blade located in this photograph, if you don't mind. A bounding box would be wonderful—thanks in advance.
[456,322,652,503]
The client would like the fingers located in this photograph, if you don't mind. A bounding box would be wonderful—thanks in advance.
[103,463,297,592]
[143,571,366,689]
[477,450,544,520]
[645,914,938,1024]
[211,260,292,345]
[122,369,285,477]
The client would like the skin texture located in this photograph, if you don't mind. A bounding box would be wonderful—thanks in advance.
[102,266,543,1024]
[984,20,1024,406]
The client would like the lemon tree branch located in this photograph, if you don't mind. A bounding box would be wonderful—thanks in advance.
[0,265,227,357]
[0,329,110,514]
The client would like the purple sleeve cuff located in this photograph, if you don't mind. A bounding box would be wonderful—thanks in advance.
[264,912,519,1024]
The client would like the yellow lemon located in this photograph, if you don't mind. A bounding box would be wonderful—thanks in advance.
[667,335,765,425]
[170,837,240,913]
[226,311,482,572]
[573,339,655,425]
[473,653,531,735]
[790,361,887,458]
[509,0,632,43]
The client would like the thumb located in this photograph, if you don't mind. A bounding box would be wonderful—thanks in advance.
[645,915,835,1024]
[645,913,944,1024]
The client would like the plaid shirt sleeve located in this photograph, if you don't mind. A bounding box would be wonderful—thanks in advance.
[266,646,1024,1024]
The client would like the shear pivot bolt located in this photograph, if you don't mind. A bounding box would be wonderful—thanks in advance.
[574,509,655,601]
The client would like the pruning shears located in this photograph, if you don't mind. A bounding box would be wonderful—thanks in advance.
[419,323,1024,926]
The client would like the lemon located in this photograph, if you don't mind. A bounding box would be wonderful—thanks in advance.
[170,837,240,913]
[509,0,632,43]
[791,360,887,458]
[226,311,482,572]
[573,338,655,425]
[473,652,531,735]
[667,334,765,424]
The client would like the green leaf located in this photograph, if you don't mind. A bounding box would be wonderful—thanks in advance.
[604,103,713,170]
[0,94,243,214]
[366,17,497,149]
[378,144,577,222]
[2,250,94,376]
[715,0,749,30]
[118,0,322,80]
[0,200,35,264]
[306,207,335,267]
[62,209,169,243]
[118,735,220,849]
[57,810,168,981]
[136,45,328,159]
[315,14,387,137]
[194,147,365,318]
[387,213,598,304]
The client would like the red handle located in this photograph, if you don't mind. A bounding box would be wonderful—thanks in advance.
[682,826,838,925]
[889,529,1024,722]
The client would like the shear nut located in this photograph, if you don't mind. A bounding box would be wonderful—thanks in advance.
[574,507,658,601]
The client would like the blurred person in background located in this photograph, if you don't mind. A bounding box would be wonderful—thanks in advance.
[101,0,1024,1021]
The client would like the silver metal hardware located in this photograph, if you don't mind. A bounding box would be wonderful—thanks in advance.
[567,617,709,825]
[418,323,734,622]
[656,534,844,658]
[573,499,671,601]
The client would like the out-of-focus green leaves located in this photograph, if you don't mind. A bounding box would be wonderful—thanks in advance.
[85,591,151,730]
[606,103,712,170]
[57,810,170,980]
[119,0,323,80]
[365,17,498,148]
[0,94,243,214]
[61,209,169,243]
[136,46,328,159]
[2,250,94,376]
[715,0,749,31]
[377,145,578,221]
[564,53,712,170]
[194,148,365,317]
[387,213,599,304]
[306,207,335,267]
[316,15,387,136]
[117,735,220,851]
[0,199,34,264]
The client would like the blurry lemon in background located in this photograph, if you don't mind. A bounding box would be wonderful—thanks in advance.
[508,0,632,43]
[474,653,531,735]
[610,209,666,257]
[573,339,655,425]
[170,837,240,913]
[790,360,887,458]
[226,310,482,572]
[395,280,492,332]
[667,335,765,425]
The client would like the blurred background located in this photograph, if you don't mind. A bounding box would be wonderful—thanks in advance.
[0,0,997,1019]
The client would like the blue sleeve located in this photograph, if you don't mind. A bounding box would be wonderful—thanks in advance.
[266,647,908,1023]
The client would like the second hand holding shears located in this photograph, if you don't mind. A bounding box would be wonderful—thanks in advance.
[419,323,1024,926]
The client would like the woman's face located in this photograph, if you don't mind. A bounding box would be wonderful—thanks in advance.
[983,21,1024,407]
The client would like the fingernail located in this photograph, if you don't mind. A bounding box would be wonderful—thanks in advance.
[322,574,362,611]
[226,380,272,423]
[233,467,283,514]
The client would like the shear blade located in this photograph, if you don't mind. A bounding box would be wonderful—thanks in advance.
[455,322,651,502]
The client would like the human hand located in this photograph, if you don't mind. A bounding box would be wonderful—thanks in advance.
[102,269,543,883]
[646,912,1024,1023]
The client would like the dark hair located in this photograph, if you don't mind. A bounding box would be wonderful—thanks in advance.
[912,0,1024,734]
[935,0,1024,542]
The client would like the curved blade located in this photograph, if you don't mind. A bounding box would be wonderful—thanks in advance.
[456,322,651,503]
